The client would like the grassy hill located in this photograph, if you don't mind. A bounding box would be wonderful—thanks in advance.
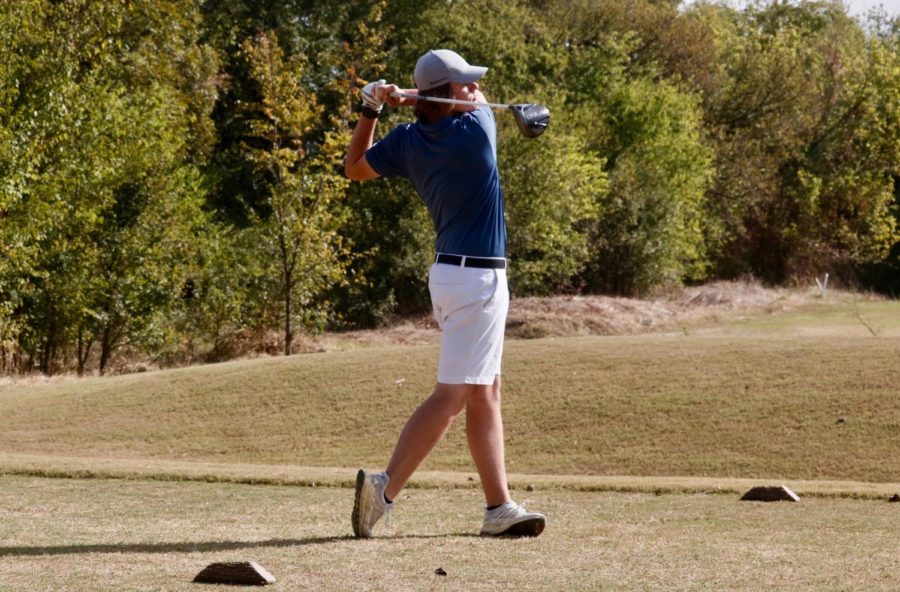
[2,329,898,483]
[3,289,898,592]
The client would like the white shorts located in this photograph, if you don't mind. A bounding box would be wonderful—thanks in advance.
[428,261,509,385]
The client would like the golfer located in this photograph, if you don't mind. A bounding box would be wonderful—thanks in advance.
[344,49,545,538]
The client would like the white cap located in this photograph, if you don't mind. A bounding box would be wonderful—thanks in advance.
[414,49,488,91]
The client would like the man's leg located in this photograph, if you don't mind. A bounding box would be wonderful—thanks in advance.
[465,375,510,507]
[468,375,546,537]
[383,382,470,500]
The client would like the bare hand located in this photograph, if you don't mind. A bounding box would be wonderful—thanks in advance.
[378,83,404,108]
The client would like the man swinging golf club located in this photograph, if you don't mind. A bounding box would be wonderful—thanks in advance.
[344,49,546,538]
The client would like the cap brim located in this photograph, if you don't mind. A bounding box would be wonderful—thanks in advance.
[453,66,488,83]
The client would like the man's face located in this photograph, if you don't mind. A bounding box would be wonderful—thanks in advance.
[450,81,479,110]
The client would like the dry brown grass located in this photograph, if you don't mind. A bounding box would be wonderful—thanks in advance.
[505,281,887,338]
[313,281,894,350]
[301,280,806,351]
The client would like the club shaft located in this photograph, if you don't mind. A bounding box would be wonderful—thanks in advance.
[391,91,511,110]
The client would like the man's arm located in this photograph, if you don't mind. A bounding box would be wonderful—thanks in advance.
[344,116,380,181]
[344,83,417,181]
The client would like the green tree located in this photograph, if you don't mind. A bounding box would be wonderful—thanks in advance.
[501,113,608,294]
[0,0,218,373]
[693,1,899,282]
[201,0,390,224]
[545,1,715,295]
[201,0,393,328]
[583,75,713,295]
[239,32,350,354]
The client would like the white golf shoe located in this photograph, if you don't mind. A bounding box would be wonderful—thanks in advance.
[480,501,546,537]
[351,469,393,538]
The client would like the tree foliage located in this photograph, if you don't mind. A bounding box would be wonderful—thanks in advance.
[0,0,216,373]
[1,0,898,374]
[693,1,899,282]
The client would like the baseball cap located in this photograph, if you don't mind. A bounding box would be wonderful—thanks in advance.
[414,49,488,91]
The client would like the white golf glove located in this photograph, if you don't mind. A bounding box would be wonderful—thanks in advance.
[361,79,387,113]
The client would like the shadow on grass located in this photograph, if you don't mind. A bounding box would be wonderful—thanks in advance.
[0,533,479,557]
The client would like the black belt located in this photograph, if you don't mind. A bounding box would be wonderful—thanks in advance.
[434,253,506,269]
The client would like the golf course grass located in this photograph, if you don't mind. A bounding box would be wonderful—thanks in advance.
[1,292,898,590]
[2,475,898,591]
[1,336,898,481]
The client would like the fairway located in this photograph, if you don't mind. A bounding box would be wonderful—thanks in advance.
[2,300,899,591]
[2,475,898,592]
[1,333,899,482]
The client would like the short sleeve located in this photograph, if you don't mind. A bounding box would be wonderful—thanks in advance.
[365,125,408,179]
[467,106,497,158]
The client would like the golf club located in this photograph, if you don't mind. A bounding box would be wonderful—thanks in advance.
[390,91,550,138]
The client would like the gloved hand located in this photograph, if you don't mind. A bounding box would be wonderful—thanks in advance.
[361,79,387,113]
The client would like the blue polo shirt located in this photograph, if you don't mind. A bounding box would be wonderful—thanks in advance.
[365,106,507,258]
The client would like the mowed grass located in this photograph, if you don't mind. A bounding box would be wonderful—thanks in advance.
[1,475,898,592]
[1,331,899,482]
[706,295,900,337]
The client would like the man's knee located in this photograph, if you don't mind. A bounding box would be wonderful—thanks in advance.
[432,382,472,416]
[468,381,501,407]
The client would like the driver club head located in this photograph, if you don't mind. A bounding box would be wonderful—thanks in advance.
[509,103,550,138]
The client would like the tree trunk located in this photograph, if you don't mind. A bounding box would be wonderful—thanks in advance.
[40,327,55,375]
[76,326,94,376]
[283,270,292,356]
[99,325,113,375]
